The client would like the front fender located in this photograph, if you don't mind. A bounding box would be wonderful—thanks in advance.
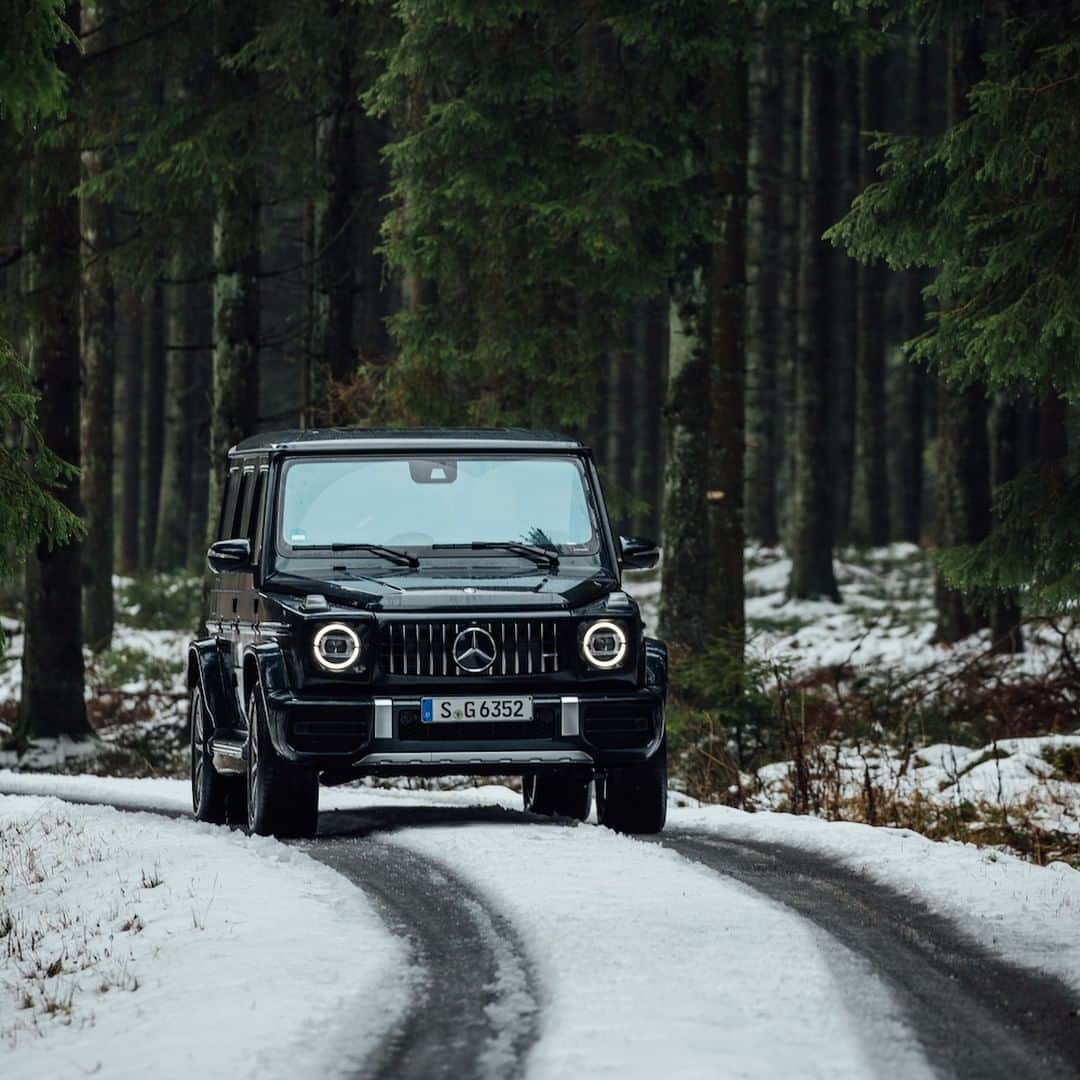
[187,639,241,735]
[244,642,293,757]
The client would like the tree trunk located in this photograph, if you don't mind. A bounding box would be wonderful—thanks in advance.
[208,3,260,538]
[988,397,1022,652]
[933,24,991,642]
[139,279,165,568]
[744,34,781,546]
[311,0,357,391]
[788,54,840,602]
[354,113,390,365]
[704,60,748,654]
[891,32,928,543]
[154,259,195,569]
[659,273,710,651]
[18,12,91,743]
[851,46,890,546]
[118,291,142,573]
[831,55,858,547]
[631,296,667,540]
[79,0,114,652]
[776,44,801,543]
[186,279,212,563]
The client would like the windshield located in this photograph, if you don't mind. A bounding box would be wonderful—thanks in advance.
[276,455,599,559]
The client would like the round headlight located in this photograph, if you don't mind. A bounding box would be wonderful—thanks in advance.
[582,620,628,669]
[312,622,361,672]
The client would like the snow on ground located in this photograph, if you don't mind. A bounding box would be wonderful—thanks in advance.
[627,543,1080,681]
[0,774,934,1080]
[0,792,408,1080]
[752,733,1080,836]
[669,803,1080,999]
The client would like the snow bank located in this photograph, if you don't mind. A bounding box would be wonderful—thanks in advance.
[0,794,409,1080]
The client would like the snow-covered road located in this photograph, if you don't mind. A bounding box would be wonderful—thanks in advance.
[2,774,1079,1079]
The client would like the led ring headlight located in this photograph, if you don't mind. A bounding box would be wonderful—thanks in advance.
[312,622,361,672]
[582,620,628,669]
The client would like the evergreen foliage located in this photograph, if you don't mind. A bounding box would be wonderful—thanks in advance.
[0,0,74,126]
[0,339,82,646]
[831,3,1080,610]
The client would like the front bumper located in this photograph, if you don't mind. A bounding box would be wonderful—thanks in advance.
[263,686,664,775]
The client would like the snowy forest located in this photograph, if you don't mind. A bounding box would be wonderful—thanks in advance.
[2,1,1080,844]
[4,2,1080,1075]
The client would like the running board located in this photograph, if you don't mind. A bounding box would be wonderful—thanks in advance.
[210,738,246,774]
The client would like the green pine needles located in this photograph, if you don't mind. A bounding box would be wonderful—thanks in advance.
[831,5,1080,611]
[0,339,82,646]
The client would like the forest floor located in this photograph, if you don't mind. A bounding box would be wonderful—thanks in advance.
[1,546,1078,863]
[629,543,1080,866]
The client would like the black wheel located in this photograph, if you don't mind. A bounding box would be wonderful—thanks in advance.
[596,739,667,835]
[522,772,592,820]
[246,689,319,838]
[190,685,241,824]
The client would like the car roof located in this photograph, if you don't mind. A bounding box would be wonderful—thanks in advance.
[230,427,586,456]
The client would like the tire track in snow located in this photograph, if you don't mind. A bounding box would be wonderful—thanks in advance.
[300,809,540,1080]
[659,830,1080,1080]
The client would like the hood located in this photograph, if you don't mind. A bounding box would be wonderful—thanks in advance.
[264,566,618,613]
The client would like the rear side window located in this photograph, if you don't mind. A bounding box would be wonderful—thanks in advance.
[218,469,241,540]
[233,470,254,539]
[248,468,267,556]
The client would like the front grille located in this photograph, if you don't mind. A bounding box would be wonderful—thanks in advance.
[379,619,561,677]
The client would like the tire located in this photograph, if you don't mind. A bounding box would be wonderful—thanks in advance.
[246,688,319,838]
[190,685,242,825]
[522,772,592,821]
[596,739,667,835]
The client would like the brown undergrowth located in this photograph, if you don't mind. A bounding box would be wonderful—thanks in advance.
[667,631,1080,867]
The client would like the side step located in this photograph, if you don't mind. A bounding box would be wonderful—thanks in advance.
[210,737,247,774]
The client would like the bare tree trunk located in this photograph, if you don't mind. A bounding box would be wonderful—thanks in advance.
[851,45,890,546]
[776,45,801,543]
[788,54,840,602]
[118,291,142,573]
[186,279,212,562]
[311,0,357,391]
[988,397,1022,652]
[18,9,91,743]
[704,60,748,654]
[208,3,260,536]
[744,33,781,546]
[79,0,114,652]
[631,296,667,540]
[831,55,858,547]
[933,24,991,641]
[154,259,195,569]
[891,32,928,543]
[659,273,710,650]
[139,279,165,567]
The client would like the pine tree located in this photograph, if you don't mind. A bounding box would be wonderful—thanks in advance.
[832,4,1080,612]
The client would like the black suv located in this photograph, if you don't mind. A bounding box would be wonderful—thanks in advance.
[188,429,668,837]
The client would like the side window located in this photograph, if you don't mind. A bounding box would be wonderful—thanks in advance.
[248,468,267,557]
[217,469,241,541]
[233,470,254,539]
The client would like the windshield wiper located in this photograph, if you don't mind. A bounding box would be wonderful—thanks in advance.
[290,543,419,568]
[432,541,559,572]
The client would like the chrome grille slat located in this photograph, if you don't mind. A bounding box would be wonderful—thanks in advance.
[379,618,561,677]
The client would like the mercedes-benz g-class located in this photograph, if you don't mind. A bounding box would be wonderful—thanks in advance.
[188,429,667,837]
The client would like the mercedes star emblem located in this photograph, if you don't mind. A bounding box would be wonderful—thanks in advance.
[452,626,497,673]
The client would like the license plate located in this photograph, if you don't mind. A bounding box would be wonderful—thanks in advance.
[421,696,533,723]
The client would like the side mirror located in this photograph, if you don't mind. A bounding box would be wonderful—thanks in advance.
[619,535,659,571]
[207,538,252,574]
